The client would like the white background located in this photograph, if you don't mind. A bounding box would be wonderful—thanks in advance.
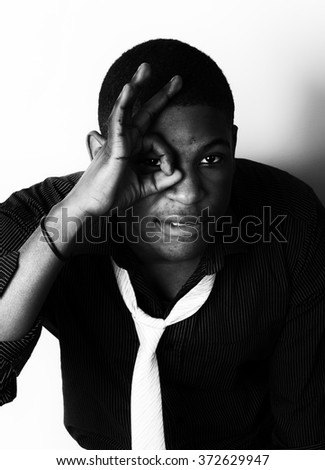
[1,0,325,450]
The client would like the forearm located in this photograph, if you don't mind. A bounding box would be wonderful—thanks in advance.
[0,200,85,341]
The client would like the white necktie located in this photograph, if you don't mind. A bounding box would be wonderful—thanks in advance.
[111,258,216,450]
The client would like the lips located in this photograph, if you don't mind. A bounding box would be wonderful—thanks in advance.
[149,216,202,240]
[153,215,200,226]
[170,221,196,228]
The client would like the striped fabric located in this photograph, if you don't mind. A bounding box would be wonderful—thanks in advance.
[1,159,325,449]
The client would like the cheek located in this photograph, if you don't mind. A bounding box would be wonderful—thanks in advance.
[128,198,155,218]
[200,185,233,221]
[204,172,233,204]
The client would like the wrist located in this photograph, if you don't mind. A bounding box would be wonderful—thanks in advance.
[46,201,86,257]
[40,215,70,262]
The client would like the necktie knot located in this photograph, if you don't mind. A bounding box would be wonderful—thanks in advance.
[135,320,165,353]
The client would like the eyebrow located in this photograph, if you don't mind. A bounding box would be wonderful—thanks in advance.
[201,138,231,150]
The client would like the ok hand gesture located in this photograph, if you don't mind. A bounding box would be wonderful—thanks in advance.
[67,63,183,217]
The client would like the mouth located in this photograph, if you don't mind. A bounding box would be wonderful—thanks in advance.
[153,215,200,226]
[169,222,196,228]
[151,215,202,238]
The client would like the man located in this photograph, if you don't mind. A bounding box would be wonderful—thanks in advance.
[1,39,325,450]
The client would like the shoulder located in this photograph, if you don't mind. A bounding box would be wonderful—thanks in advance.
[0,171,83,236]
[1,171,83,213]
[232,159,325,276]
[232,158,321,222]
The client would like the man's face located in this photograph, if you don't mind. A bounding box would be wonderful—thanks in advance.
[122,104,237,263]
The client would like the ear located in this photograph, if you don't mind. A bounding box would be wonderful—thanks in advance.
[231,125,238,175]
[86,131,106,161]
[231,125,238,157]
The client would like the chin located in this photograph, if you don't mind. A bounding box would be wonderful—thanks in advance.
[139,238,208,263]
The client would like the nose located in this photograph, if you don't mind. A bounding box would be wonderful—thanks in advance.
[165,168,204,205]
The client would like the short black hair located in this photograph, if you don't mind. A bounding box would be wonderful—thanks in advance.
[98,39,235,138]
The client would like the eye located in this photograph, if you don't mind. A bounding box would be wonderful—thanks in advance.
[136,157,161,174]
[142,158,161,167]
[200,154,224,165]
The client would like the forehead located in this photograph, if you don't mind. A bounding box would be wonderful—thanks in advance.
[151,105,232,148]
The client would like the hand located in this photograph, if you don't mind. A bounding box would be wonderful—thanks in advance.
[66,63,183,217]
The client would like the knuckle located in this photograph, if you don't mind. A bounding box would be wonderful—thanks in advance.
[126,82,136,93]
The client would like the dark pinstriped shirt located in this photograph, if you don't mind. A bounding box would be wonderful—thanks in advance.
[1,159,325,449]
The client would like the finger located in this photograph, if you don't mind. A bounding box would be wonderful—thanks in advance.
[141,134,175,175]
[117,62,151,109]
[133,75,182,135]
[109,63,151,132]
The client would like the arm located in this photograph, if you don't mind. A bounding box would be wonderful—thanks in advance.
[0,201,83,341]
[0,174,80,404]
[270,196,325,448]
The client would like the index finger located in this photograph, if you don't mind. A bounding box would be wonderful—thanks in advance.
[109,62,151,129]
[132,75,183,135]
